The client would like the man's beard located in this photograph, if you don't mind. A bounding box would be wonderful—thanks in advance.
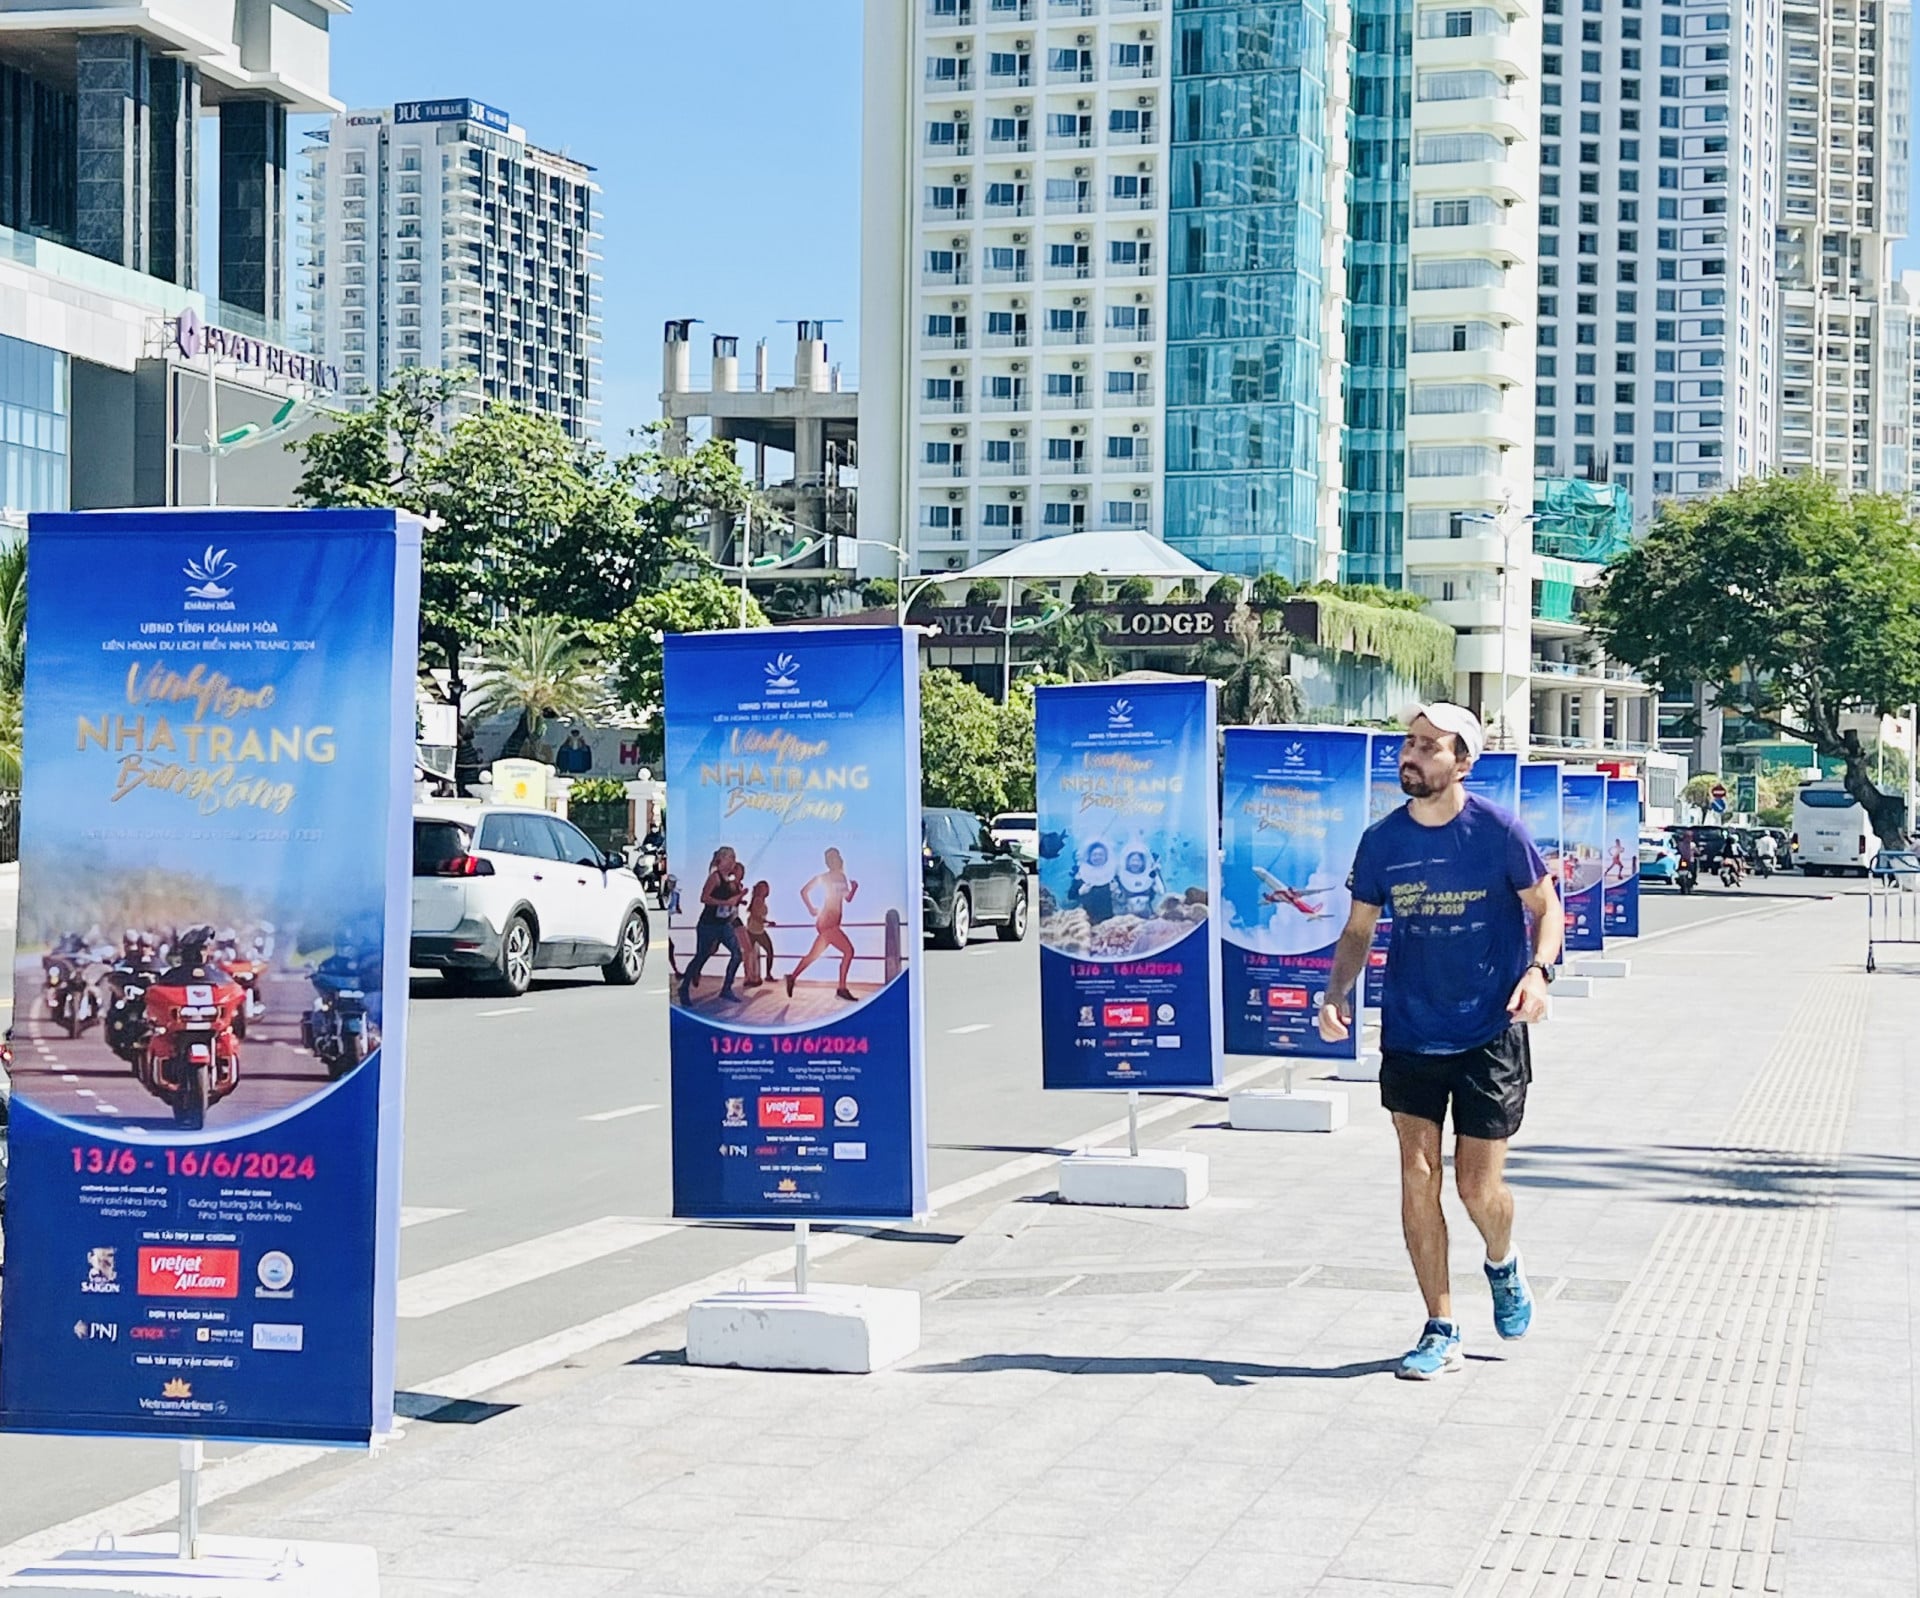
[1400,764,1438,798]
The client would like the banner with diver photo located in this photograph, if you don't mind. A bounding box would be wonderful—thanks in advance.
[1,509,420,1447]
[1035,680,1221,1089]
[1363,730,1403,1010]
[1561,770,1607,951]
[663,627,926,1220]
[1464,750,1520,816]
[1604,777,1642,938]
[1519,762,1565,961]
[1221,728,1369,1059]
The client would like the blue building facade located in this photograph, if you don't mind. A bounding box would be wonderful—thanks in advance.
[1338,0,1412,585]
[0,334,69,518]
[1164,0,1328,581]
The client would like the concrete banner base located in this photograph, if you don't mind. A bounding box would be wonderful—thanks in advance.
[1553,974,1594,998]
[1229,1088,1350,1133]
[1574,957,1632,979]
[1332,1050,1381,1083]
[1057,1149,1209,1209]
[0,1535,378,1596]
[686,1285,921,1375]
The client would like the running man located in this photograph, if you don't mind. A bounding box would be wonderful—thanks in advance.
[785,848,861,1002]
[1317,704,1565,1380]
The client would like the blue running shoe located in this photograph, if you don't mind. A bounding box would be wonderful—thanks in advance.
[1396,1318,1463,1380]
[1485,1253,1534,1340]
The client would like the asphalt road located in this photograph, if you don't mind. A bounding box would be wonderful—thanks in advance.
[0,866,1846,1549]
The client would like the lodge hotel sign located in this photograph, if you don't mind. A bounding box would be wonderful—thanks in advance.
[172,307,342,393]
[933,603,1236,644]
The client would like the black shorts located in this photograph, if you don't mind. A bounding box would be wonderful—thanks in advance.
[1380,1024,1531,1141]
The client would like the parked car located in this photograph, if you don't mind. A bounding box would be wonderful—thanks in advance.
[1638,830,1679,883]
[924,808,1029,949]
[411,803,651,995]
[989,811,1040,871]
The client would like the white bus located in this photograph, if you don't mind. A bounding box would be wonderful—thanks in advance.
[1792,780,1880,876]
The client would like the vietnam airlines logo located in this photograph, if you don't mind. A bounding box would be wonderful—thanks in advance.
[764,652,800,693]
[162,1378,193,1399]
[1107,698,1133,729]
[183,545,237,602]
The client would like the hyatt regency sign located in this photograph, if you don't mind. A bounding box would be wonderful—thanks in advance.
[172,308,341,394]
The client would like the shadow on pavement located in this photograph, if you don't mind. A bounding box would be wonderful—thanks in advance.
[394,1391,517,1425]
[1505,1142,1920,1209]
[907,1351,1405,1386]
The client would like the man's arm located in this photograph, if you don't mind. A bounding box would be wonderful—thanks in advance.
[1316,900,1383,1042]
[1507,875,1565,1021]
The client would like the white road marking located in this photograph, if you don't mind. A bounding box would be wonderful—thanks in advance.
[400,1206,463,1229]
[946,1023,993,1035]
[580,1103,659,1123]
[74,1089,95,1099]
[95,1105,119,1115]
[59,1074,76,1083]
[0,1056,1300,1566]
[396,1216,676,1320]
[475,1005,535,1018]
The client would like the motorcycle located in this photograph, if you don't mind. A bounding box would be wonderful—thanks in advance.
[635,845,673,911]
[1676,857,1698,895]
[301,952,376,1081]
[1719,855,1744,889]
[221,953,271,1038]
[1754,853,1776,880]
[139,946,244,1129]
[102,951,160,1065]
[42,950,97,1039]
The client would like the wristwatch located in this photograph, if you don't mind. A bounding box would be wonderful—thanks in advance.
[1528,960,1556,985]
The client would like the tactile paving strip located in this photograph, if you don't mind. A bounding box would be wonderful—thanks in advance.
[1458,975,1867,1596]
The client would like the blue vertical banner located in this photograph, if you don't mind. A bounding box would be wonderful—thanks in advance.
[1221,728,1369,1059]
[1036,680,1221,1089]
[1363,731,1403,1010]
[1519,763,1564,961]
[663,627,926,1220]
[1,509,420,1446]
[1561,771,1607,952]
[1603,778,1642,937]
[1464,750,1520,816]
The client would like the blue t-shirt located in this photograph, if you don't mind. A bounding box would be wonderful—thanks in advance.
[1350,793,1549,1056]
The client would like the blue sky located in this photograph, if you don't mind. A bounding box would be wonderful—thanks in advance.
[318,0,865,445]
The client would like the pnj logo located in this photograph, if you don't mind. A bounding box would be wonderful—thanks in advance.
[183,545,237,605]
[764,652,800,694]
[1107,698,1133,729]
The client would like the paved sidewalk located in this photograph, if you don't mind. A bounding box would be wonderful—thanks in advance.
[195,887,1915,1596]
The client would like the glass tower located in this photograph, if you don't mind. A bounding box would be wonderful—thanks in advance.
[1165,0,1329,580]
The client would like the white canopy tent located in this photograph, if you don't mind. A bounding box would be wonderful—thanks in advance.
[951,529,1217,585]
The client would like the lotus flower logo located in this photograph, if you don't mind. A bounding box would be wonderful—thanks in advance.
[764,652,800,691]
[162,1377,192,1399]
[1285,741,1305,763]
[1107,698,1133,728]
[183,546,237,601]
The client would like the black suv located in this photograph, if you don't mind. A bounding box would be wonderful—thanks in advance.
[923,808,1028,949]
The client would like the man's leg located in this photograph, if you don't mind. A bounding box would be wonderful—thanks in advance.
[1454,1134,1515,1262]
[1394,1111,1450,1321]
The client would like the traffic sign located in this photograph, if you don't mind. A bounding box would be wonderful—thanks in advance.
[1711,783,1727,799]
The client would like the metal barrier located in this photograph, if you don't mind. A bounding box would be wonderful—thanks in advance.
[1865,851,1920,972]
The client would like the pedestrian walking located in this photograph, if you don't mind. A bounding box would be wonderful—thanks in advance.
[1317,704,1565,1379]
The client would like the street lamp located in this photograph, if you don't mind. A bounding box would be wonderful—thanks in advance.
[1462,504,1540,753]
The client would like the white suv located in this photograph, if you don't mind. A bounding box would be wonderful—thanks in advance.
[411,803,651,996]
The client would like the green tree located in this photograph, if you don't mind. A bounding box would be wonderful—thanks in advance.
[919,669,1012,815]
[0,538,23,786]
[1175,576,1201,601]
[1028,610,1113,682]
[1757,765,1805,827]
[1206,575,1244,604]
[607,575,768,717]
[468,618,608,757]
[1071,572,1105,608]
[1595,475,1920,847]
[994,679,1041,811]
[1250,571,1295,607]
[1198,610,1304,726]
[1114,575,1155,603]
[1681,772,1724,814]
[966,578,1004,609]
[861,577,900,610]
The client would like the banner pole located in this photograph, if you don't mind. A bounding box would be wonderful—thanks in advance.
[1126,1090,1139,1157]
[178,1439,203,1560]
[1285,1060,1298,1097]
[794,1219,810,1295]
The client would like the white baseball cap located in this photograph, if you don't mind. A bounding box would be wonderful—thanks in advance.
[1407,702,1485,763]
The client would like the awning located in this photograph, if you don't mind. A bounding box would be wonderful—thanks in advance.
[953,529,1217,583]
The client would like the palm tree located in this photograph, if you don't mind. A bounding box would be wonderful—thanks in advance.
[1199,611,1303,725]
[1029,610,1112,682]
[469,617,608,756]
[0,538,26,786]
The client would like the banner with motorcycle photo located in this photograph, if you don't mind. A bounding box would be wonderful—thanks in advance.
[1561,770,1608,952]
[1604,777,1642,938]
[1035,679,1222,1090]
[1221,727,1369,1060]
[662,626,927,1220]
[1363,731,1402,1010]
[1,509,420,1447]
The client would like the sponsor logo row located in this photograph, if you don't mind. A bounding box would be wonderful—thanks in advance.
[84,1246,294,1299]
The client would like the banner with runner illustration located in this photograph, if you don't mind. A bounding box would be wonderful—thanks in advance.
[1519,762,1565,961]
[1604,777,1642,937]
[1036,680,1221,1089]
[663,626,926,1219]
[1464,750,1520,816]
[1221,728,1369,1058]
[1363,730,1403,1010]
[1561,770,1607,951]
[1,508,420,1447]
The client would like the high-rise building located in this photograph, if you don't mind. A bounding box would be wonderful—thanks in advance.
[859,0,1346,580]
[299,99,603,440]
[1774,0,1911,494]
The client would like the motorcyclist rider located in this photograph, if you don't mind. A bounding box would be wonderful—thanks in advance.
[1755,830,1778,872]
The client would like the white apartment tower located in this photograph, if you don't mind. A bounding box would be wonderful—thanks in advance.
[1532,0,1778,524]
[1773,0,1911,493]
[300,98,603,440]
